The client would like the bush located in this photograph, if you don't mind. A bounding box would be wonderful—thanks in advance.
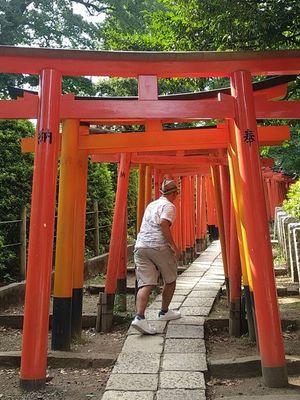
[283,179,300,220]
[0,120,34,285]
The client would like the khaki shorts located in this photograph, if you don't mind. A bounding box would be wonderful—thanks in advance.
[134,246,178,288]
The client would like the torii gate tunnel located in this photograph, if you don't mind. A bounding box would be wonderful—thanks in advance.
[1,46,300,389]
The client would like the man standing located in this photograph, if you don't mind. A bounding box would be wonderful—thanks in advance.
[131,179,181,335]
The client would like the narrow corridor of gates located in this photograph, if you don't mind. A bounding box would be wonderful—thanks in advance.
[0,47,299,389]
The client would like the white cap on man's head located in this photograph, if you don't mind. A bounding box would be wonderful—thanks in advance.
[160,179,178,195]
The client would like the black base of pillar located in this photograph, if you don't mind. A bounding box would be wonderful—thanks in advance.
[229,299,241,337]
[224,277,230,302]
[262,365,288,388]
[116,278,127,311]
[51,297,72,351]
[196,238,207,252]
[20,378,46,391]
[244,286,256,342]
[71,288,83,338]
[96,293,115,333]
[208,225,219,241]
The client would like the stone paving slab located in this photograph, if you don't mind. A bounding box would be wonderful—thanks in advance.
[161,352,207,371]
[188,290,220,298]
[145,309,161,319]
[179,271,206,277]
[180,306,212,316]
[182,297,216,307]
[156,389,206,400]
[175,282,197,290]
[102,391,154,400]
[166,324,204,339]
[106,373,158,391]
[127,321,167,335]
[164,338,206,353]
[172,289,192,295]
[112,352,161,374]
[159,371,205,389]
[148,301,182,310]
[194,283,224,290]
[168,316,205,326]
[122,335,164,353]
[177,277,201,284]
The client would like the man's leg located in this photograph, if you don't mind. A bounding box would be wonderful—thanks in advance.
[136,285,154,317]
[161,280,176,311]
[132,285,157,334]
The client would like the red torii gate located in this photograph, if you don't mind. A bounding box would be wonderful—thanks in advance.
[1,46,300,389]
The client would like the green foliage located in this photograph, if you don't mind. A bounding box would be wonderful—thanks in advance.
[260,121,300,175]
[127,169,138,240]
[283,179,300,220]
[100,0,300,51]
[86,160,114,254]
[0,0,99,48]
[0,119,34,283]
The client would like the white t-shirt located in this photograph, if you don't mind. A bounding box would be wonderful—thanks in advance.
[135,196,176,249]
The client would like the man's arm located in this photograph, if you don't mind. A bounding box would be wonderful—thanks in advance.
[160,218,180,258]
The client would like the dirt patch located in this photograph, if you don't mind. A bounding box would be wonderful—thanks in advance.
[0,367,111,400]
[206,375,300,399]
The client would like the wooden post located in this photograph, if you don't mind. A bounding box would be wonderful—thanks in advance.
[93,200,100,256]
[19,205,27,279]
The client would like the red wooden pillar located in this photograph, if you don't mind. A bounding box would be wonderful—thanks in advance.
[20,69,61,389]
[219,164,231,270]
[211,166,229,297]
[264,176,272,222]
[71,123,89,338]
[200,176,207,249]
[196,175,207,251]
[103,153,131,331]
[177,187,183,256]
[206,175,218,240]
[181,176,188,263]
[185,176,192,263]
[145,165,152,207]
[137,164,146,232]
[154,168,160,199]
[116,207,128,311]
[190,176,196,258]
[230,70,287,387]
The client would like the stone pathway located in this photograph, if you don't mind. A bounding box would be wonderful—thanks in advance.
[102,241,224,400]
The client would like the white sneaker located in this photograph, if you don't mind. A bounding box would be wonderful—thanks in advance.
[158,309,181,321]
[131,317,157,335]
